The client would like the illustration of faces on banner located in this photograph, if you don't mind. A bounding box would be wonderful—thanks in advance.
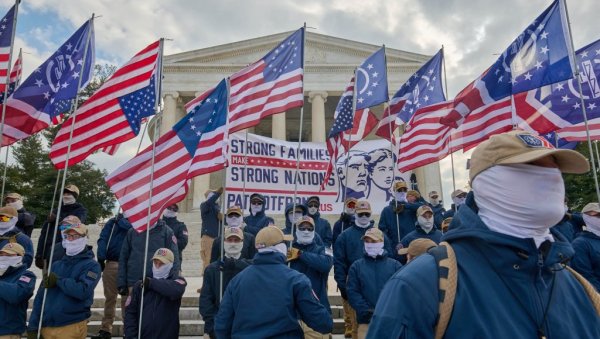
[335,148,410,202]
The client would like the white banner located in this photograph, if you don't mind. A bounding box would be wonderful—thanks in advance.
[225,133,411,214]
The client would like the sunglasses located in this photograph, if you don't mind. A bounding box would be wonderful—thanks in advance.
[357,213,371,218]
[251,201,263,205]
[227,214,241,218]
[307,204,319,208]
[62,233,84,241]
[396,188,408,192]
[298,226,314,232]
[0,215,10,222]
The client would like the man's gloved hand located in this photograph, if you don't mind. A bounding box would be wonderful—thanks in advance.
[35,257,44,270]
[27,330,42,339]
[43,272,59,288]
[217,212,224,221]
[98,260,106,272]
[339,287,348,300]
[217,187,224,194]
[394,203,405,214]
[143,277,151,290]
[118,287,129,296]
[363,309,374,322]
[287,247,301,262]
[47,213,56,223]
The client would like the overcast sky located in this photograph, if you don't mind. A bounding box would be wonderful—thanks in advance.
[2,0,598,207]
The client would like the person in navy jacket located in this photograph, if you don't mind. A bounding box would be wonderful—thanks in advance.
[399,205,443,251]
[571,202,600,292]
[215,225,332,338]
[0,242,36,338]
[305,196,334,248]
[347,227,402,337]
[0,206,34,268]
[243,193,274,236]
[378,181,424,250]
[124,248,187,339]
[28,221,101,339]
[367,131,600,339]
[289,216,334,338]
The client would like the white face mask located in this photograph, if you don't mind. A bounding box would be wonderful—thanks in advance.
[288,212,303,224]
[226,215,242,227]
[0,217,17,234]
[250,203,262,215]
[163,209,177,218]
[224,242,243,259]
[452,196,466,207]
[395,192,407,202]
[583,214,600,237]
[364,242,384,258]
[7,201,22,210]
[345,207,355,215]
[418,216,434,233]
[152,262,173,279]
[63,194,76,205]
[64,237,87,256]
[0,256,22,275]
[308,207,319,215]
[296,229,315,245]
[473,164,564,247]
[355,216,371,228]
[257,242,288,257]
[429,198,439,206]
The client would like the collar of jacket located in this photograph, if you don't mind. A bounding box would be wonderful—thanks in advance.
[254,251,286,265]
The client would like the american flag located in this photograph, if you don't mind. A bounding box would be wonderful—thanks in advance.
[0,49,22,104]
[376,48,445,142]
[355,46,388,110]
[1,19,95,147]
[321,77,378,190]
[542,130,577,149]
[0,5,16,96]
[557,118,600,141]
[185,28,304,133]
[49,40,160,169]
[106,79,229,232]
[439,0,574,128]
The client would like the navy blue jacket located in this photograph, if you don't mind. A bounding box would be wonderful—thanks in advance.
[163,216,189,259]
[243,193,274,236]
[201,191,221,238]
[0,229,33,268]
[290,240,333,312]
[118,221,180,289]
[332,213,354,247]
[442,203,459,220]
[16,207,35,237]
[124,275,187,339]
[551,215,575,243]
[426,202,446,229]
[28,246,101,329]
[36,202,87,260]
[378,199,423,249]
[570,212,585,236]
[0,265,36,335]
[347,251,402,324]
[199,258,251,335]
[333,222,393,293]
[400,226,443,248]
[571,231,600,292]
[367,193,600,339]
[215,252,333,338]
[97,215,132,262]
[308,211,333,248]
[210,231,256,263]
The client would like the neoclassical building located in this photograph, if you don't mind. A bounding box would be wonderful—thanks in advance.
[157,30,443,213]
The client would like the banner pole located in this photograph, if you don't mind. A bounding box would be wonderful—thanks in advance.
[219,77,232,301]
[0,1,20,153]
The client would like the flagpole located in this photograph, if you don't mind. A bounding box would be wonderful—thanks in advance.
[594,141,600,174]
[0,1,19,153]
[37,15,95,338]
[290,24,307,251]
[135,119,149,155]
[441,45,457,193]
[137,37,165,339]
[563,0,600,202]
[0,145,10,199]
[241,129,249,209]
[219,77,232,301]
[342,68,358,205]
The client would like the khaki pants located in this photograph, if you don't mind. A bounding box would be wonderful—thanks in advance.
[342,298,358,338]
[201,235,215,272]
[0,334,20,339]
[357,324,369,339]
[300,320,329,339]
[101,260,126,333]
[41,320,87,339]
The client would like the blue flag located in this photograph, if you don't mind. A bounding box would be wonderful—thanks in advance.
[355,46,388,110]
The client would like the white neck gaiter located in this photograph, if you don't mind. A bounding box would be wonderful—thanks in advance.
[355,217,371,228]
[418,216,435,233]
[0,217,18,235]
[364,242,384,258]
[296,229,315,245]
[63,194,76,205]
[250,204,262,216]
[152,262,173,279]
[473,164,564,248]
[7,201,22,210]
[64,237,87,256]
[429,199,439,206]
[257,242,287,257]
[308,207,319,215]
[583,214,600,238]
[0,256,22,275]
[163,210,177,218]
[288,213,303,225]
[224,242,243,259]
[395,192,407,202]
[226,215,242,227]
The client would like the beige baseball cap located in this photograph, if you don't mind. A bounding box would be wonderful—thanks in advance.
[361,227,384,242]
[398,238,437,256]
[224,226,244,240]
[582,203,600,214]
[0,206,17,218]
[255,226,293,249]
[355,200,372,214]
[469,130,589,181]
[4,192,22,201]
[152,248,175,264]
[0,242,25,256]
[417,205,433,217]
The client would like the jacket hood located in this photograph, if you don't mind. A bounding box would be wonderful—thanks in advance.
[248,193,267,214]
[285,203,308,216]
[363,249,389,260]
[116,215,133,230]
[444,192,574,267]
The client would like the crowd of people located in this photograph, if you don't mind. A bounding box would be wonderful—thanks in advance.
[1,130,600,338]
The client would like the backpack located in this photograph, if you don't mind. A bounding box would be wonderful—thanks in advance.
[430,241,600,339]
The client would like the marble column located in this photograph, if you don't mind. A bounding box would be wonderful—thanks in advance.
[192,174,211,211]
[272,112,287,140]
[309,91,328,142]
[161,91,180,137]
